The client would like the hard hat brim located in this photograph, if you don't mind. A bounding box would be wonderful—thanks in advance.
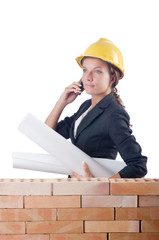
[76,55,124,79]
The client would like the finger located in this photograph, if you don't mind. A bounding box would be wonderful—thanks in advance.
[82,162,89,173]
[66,85,81,93]
[70,82,82,88]
[74,80,82,86]
[64,88,80,96]
[66,85,80,91]
[82,162,94,177]
[71,171,82,178]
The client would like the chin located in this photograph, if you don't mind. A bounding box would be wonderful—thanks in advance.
[85,88,95,94]
[85,91,94,96]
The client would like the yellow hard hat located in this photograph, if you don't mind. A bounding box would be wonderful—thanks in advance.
[76,38,124,79]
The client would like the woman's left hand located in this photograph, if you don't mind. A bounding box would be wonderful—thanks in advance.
[71,162,94,178]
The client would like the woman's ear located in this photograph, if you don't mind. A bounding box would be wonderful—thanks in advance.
[110,73,116,85]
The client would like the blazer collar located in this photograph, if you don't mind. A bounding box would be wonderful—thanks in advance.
[97,92,115,109]
[74,92,115,140]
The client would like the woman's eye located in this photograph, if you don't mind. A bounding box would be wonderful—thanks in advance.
[95,70,102,74]
[82,69,87,73]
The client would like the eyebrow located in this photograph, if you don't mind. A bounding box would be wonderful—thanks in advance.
[82,66,102,69]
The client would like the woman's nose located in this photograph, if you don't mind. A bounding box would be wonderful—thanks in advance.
[85,71,93,81]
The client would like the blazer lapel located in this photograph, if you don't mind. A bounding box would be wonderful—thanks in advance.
[71,92,115,142]
[75,106,104,139]
[70,99,91,143]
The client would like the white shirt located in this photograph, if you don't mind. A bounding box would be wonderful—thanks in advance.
[74,106,91,138]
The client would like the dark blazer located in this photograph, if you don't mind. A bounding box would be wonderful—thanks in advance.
[56,92,147,178]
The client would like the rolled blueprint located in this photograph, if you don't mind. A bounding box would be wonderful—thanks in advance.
[12,152,70,175]
[12,152,126,177]
[18,113,126,177]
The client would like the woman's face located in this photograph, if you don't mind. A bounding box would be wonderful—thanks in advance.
[82,58,115,97]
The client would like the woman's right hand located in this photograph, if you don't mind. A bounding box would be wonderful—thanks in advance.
[58,80,82,106]
[45,80,83,129]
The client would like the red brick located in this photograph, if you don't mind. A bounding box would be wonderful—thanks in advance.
[116,207,159,220]
[139,196,159,207]
[27,221,83,234]
[85,220,139,232]
[109,233,159,240]
[0,222,25,234]
[0,196,23,208]
[82,195,137,207]
[53,179,109,195]
[58,208,114,220]
[110,179,159,195]
[0,182,51,195]
[25,196,80,208]
[0,235,49,240]
[50,233,107,240]
[141,220,159,232]
[0,209,56,221]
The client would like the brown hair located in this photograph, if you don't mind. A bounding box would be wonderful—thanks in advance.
[107,62,133,127]
[107,62,125,109]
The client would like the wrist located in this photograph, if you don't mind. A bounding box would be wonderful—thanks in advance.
[109,173,121,179]
[56,99,67,109]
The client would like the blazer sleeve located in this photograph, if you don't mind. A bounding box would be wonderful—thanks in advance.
[108,110,148,178]
[55,113,76,139]
[55,99,91,139]
[55,112,77,139]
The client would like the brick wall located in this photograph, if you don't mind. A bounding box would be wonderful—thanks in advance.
[0,178,159,239]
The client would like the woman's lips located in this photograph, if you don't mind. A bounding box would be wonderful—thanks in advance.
[85,84,94,88]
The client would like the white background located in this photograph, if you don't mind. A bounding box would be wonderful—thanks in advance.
[0,0,158,178]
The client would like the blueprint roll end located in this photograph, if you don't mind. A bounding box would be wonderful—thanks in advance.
[18,113,33,132]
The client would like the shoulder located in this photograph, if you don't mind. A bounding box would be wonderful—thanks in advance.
[108,103,133,143]
[97,92,130,123]
[105,101,131,128]
[110,101,130,120]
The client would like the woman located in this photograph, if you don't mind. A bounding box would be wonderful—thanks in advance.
[45,38,147,178]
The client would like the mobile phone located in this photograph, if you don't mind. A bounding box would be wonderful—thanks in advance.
[80,81,84,91]
[79,81,84,95]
